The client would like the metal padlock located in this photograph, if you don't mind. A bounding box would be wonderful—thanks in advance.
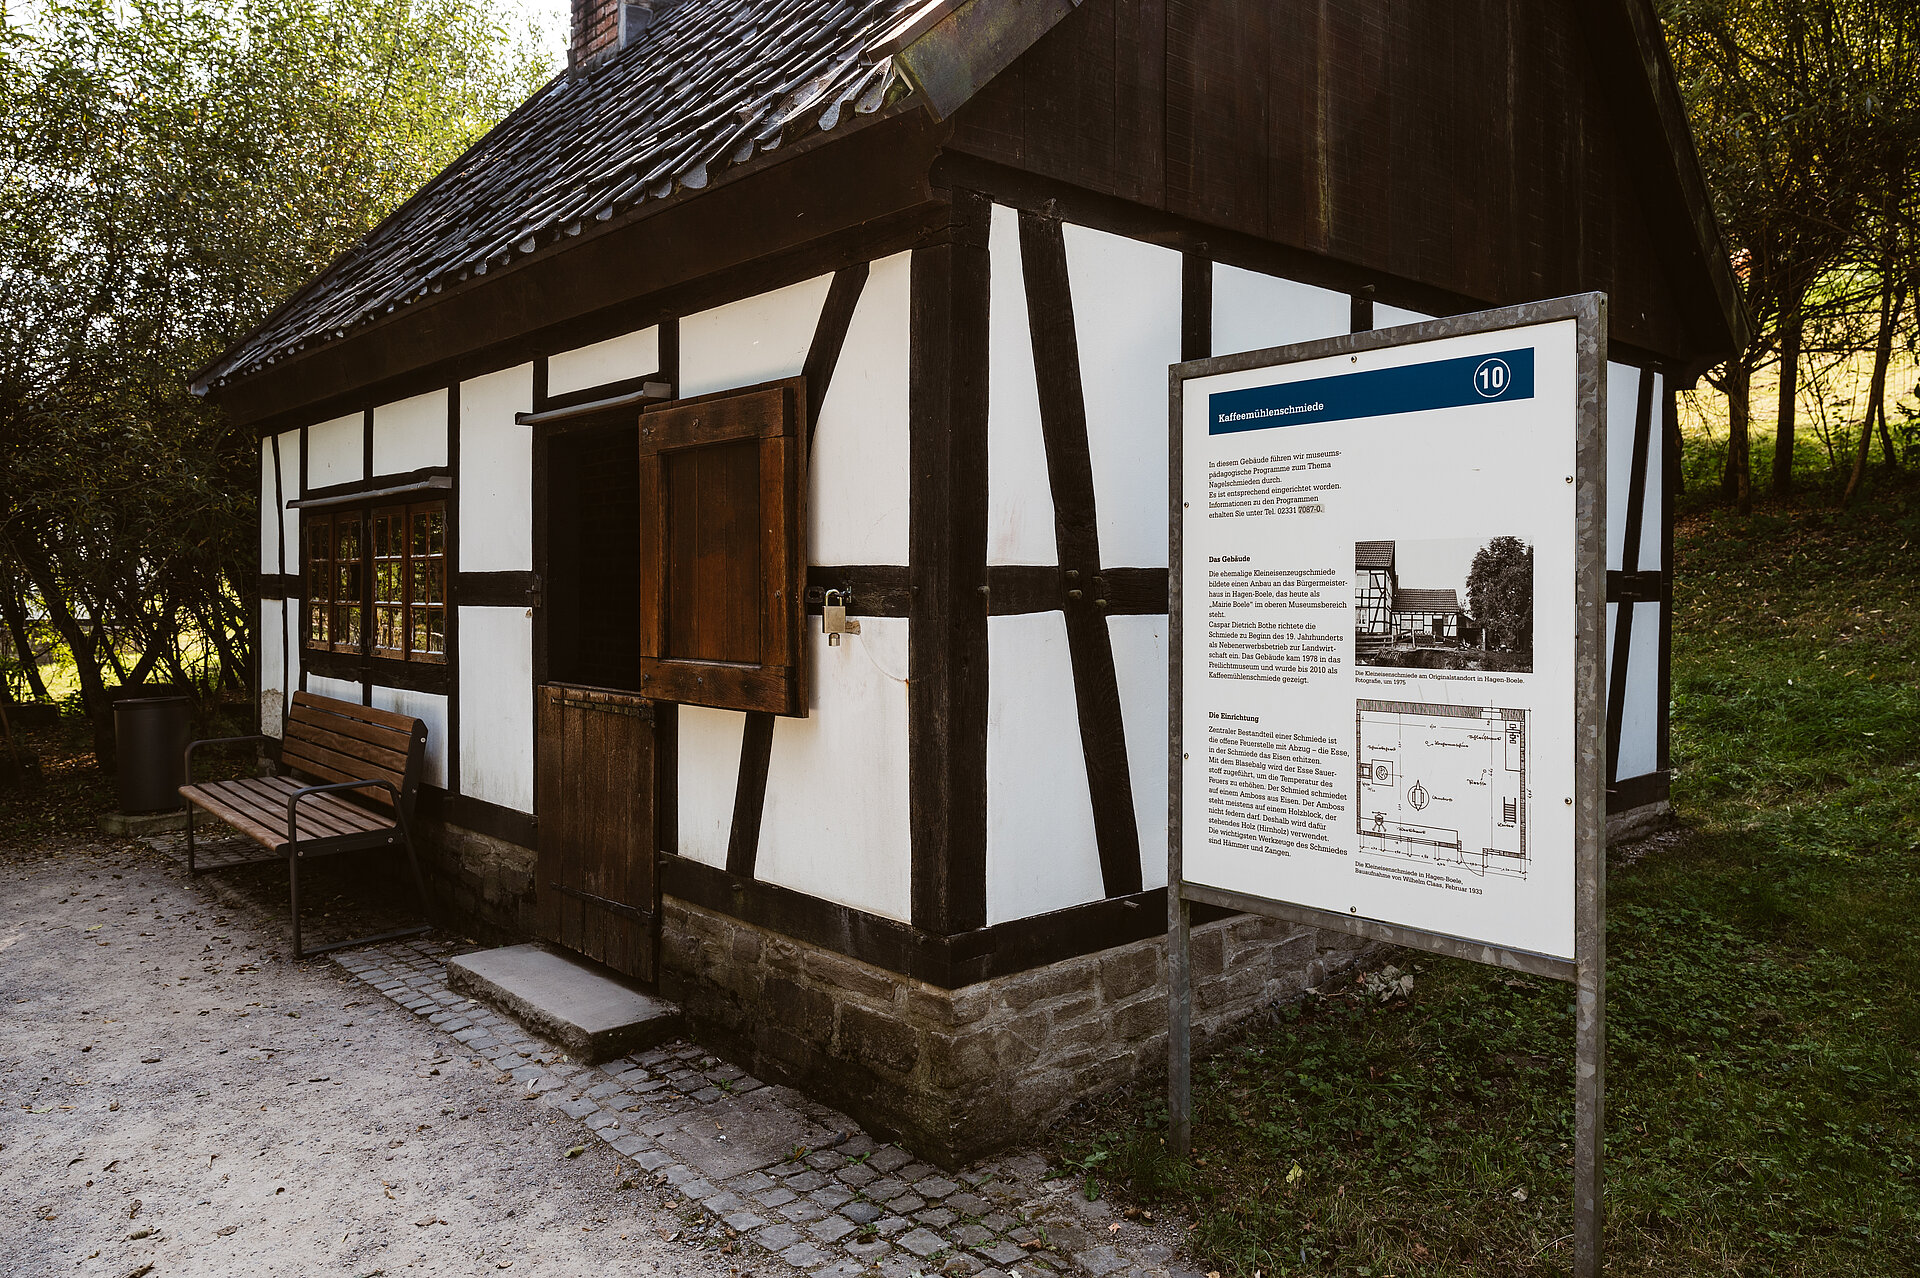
[822,589,860,646]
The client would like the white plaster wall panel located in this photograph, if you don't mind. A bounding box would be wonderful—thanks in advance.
[307,674,361,705]
[680,275,833,399]
[371,686,449,790]
[1375,303,1437,329]
[547,326,659,396]
[278,430,301,569]
[676,705,747,868]
[1605,361,1643,572]
[307,412,364,489]
[759,618,912,921]
[373,389,449,475]
[1108,613,1169,891]
[259,600,285,737]
[1064,224,1181,569]
[986,612,1103,924]
[457,606,534,812]
[1211,265,1349,358]
[811,252,911,565]
[987,204,1059,565]
[260,439,277,571]
[1616,601,1663,782]
[1640,373,1666,570]
[284,605,301,706]
[459,364,535,572]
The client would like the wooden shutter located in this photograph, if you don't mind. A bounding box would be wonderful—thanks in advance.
[636,378,807,716]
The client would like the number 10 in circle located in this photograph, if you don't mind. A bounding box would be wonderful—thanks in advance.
[1474,357,1512,398]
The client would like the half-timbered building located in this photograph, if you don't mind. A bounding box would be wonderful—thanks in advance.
[194,0,1744,1162]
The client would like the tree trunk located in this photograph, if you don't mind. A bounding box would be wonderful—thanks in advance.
[1876,285,1907,470]
[1772,300,1803,495]
[8,537,116,761]
[1722,362,1753,513]
[1842,272,1899,508]
[0,579,51,702]
[201,603,246,695]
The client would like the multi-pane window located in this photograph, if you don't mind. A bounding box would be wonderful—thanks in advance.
[306,512,363,652]
[305,501,446,663]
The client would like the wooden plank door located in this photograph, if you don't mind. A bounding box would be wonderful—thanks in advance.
[534,684,658,981]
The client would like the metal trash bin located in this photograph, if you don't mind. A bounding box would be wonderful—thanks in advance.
[114,695,191,813]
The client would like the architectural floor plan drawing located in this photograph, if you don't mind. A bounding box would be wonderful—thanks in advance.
[1355,700,1528,877]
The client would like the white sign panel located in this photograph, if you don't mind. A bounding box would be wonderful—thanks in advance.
[1178,318,1587,961]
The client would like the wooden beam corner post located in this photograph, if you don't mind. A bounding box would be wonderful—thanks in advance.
[908,188,992,936]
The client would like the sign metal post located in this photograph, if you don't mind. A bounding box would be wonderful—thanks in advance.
[1167,294,1607,1277]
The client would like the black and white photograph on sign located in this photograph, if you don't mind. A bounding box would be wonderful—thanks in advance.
[1353,536,1533,672]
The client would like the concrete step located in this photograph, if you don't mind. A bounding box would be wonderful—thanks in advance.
[445,943,681,1063]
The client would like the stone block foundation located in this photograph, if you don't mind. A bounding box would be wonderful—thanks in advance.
[422,822,537,944]
[658,897,1375,1167]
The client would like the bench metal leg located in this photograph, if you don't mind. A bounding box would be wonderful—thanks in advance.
[185,803,197,875]
[284,823,433,961]
[289,846,304,959]
[396,811,432,924]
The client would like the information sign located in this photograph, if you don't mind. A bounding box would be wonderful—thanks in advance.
[1166,295,1608,1276]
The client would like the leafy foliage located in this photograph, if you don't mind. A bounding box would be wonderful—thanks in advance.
[1466,536,1533,655]
[0,0,550,739]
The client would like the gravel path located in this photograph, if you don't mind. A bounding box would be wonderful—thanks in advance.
[0,836,732,1278]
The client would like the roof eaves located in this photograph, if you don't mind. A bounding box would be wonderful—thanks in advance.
[892,0,1084,119]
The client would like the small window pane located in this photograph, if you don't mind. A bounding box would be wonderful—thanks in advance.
[413,606,445,656]
[411,508,444,557]
[376,605,404,653]
[308,600,328,645]
[336,605,362,649]
[337,514,362,559]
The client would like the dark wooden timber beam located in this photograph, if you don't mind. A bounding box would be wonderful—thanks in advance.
[907,188,991,936]
[1017,208,1144,899]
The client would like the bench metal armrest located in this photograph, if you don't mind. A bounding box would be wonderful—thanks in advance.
[185,734,270,785]
[285,779,403,851]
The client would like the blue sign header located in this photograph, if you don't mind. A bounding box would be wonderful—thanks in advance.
[1209,347,1535,435]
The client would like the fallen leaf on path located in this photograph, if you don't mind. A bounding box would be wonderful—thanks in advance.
[127,1228,153,1240]
[565,1146,586,1159]
[216,1224,238,1236]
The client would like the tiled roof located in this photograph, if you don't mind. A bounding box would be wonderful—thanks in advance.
[1395,588,1460,613]
[202,0,932,390]
[1355,540,1395,569]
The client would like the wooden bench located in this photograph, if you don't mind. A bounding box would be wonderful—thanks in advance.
[180,692,432,958]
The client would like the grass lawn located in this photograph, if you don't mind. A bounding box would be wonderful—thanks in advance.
[1054,480,1920,1276]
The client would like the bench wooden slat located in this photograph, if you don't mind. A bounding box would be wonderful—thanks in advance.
[283,710,412,770]
[278,741,406,808]
[185,780,400,850]
[197,779,357,845]
[287,702,414,759]
[181,783,288,850]
[290,691,417,734]
[249,775,391,833]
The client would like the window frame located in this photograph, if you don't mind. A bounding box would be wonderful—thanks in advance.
[302,495,450,669]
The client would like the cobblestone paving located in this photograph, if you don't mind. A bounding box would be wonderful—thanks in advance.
[335,940,1205,1278]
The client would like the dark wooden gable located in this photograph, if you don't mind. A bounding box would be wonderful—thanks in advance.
[943,0,1734,366]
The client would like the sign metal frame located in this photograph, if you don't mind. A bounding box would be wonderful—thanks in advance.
[1166,293,1608,1277]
